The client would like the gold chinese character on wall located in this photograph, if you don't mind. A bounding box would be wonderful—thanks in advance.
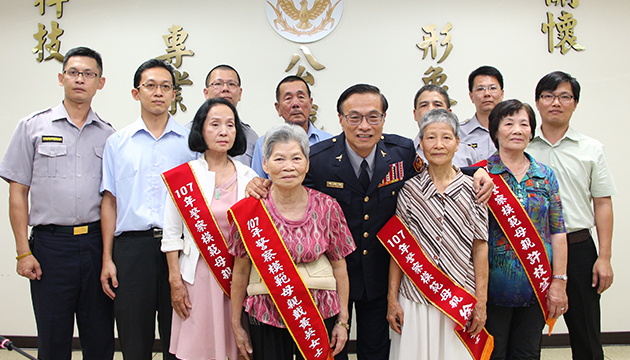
[541,0,585,54]
[155,25,195,115]
[416,23,457,105]
[33,21,65,63]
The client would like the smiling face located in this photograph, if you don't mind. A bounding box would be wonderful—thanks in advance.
[131,67,176,118]
[339,92,385,158]
[58,56,105,106]
[262,140,309,190]
[496,109,532,152]
[414,90,450,128]
[203,68,242,106]
[274,80,313,132]
[419,122,459,167]
[535,81,577,129]
[469,75,504,115]
[202,103,236,155]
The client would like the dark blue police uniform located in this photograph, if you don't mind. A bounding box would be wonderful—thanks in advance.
[305,133,419,360]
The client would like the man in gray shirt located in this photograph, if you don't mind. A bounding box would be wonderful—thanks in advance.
[0,47,115,360]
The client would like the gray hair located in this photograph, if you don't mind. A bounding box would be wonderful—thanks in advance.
[262,123,310,161]
[419,108,460,139]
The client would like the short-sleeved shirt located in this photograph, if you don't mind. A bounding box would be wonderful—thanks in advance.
[460,114,496,160]
[101,116,196,235]
[251,122,333,178]
[527,127,617,232]
[396,167,488,305]
[227,187,356,328]
[0,102,115,226]
[413,132,480,168]
[486,152,566,307]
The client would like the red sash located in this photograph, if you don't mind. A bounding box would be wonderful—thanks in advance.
[378,215,494,360]
[474,159,556,332]
[162,163,233,298]
[228,197,334,360]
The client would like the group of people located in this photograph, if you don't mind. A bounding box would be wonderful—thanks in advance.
[1,45,616,360]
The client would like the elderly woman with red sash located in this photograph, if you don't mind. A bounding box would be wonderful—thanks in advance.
[386,108,490,360]
[484,99,568,360]
[161,98,259,360]
[227,123,355,360]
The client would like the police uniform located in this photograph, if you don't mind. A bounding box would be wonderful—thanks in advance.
[460,113,496,160]
[305,133,419,360]
[0,103,115,360]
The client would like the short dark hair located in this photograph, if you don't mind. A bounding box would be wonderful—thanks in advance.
[488,99,537,150]
[205,64,241,88]
[275,76,311,102]
[468,65,504,92]
[535,71,581,103]
[413,84,450,110]
[63,46,103,75]
[336,84,388,114]
[134,59,176,89]
[188,98,247,156]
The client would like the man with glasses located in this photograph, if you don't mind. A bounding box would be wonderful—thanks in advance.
[528,71,616,360]
[100,59,196,360]
[0,46,115,360]
[460,65,505,160]
[201,64,259,166]
[251,75,332,178]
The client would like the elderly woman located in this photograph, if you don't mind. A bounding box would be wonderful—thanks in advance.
[228,123,355,360]
[161,98,258,360]
[485,99,567,360]
[387,108,489,360]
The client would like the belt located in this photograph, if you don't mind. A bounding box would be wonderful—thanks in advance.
[567,229,591,244]
[119,228,163,239]
[34,221,101,235]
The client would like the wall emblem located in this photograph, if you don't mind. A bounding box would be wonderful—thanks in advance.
[265,0,343,43]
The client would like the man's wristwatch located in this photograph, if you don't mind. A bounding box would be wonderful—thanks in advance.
[552,274,568,281]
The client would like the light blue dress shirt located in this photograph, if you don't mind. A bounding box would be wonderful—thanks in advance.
[251,122,332,178]
[101,116,196,235]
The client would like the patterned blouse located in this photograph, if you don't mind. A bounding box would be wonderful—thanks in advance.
[397,167,489,305]
[227,187,356,328]
[487,152,566,307]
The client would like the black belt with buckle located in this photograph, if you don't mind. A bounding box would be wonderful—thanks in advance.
[567,229,591,244]
[34,221,101,235]
[120,228,163,239]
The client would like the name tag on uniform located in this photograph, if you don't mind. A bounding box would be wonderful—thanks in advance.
[42,136,63,143]
[327,181,344,189]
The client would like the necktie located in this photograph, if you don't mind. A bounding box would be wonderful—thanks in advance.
[359,160,370,191]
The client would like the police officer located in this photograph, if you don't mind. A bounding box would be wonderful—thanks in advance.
[0,47,115,360]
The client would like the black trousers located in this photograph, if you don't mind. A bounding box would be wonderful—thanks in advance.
[564,237,604,360]
[113,232,176,360]
[30,226,114,360]
[336,293,390,360]
[486,302,546,360]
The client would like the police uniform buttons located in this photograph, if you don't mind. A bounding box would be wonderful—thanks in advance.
[364,214,369,220]
[392,191,395,196]
[364,196,369,202]
[363,249,368,255]
[363,232,369,238]
[332,138,337,142]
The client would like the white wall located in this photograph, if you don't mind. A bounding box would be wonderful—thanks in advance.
[1,0,628,336]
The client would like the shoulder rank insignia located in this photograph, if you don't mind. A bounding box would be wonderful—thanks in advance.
[379,161,404,188]
[413,154,425,173]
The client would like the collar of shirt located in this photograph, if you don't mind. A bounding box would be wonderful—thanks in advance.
[130,114,188,140]
[344,140,377,179]
[417,166,464,201]
[487,152,545,179]
[532,125,580,147]
[51,102,101,128]
[306,121,331,144]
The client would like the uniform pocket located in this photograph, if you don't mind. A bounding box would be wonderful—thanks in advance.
[35,144,67,177]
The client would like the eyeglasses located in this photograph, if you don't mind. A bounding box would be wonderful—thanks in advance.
[539,93,574,104]
[209,81,239,90]
[473,85,500,93]
[138,83,173,92]
[343,113,384,125]
[63,69,99,79]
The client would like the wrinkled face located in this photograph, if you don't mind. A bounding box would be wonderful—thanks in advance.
[203,104,236,154]
[203,68,242,106]
[131,67,175,117]
[414,91,450,128]
[419,122,459,167]
[274,81,313,131]
[262,140,309,190]
[58,56,105,105]
[339,92,385,158]
[469,75,504,115]
[535,82,577,128]
[496,109,532,152]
